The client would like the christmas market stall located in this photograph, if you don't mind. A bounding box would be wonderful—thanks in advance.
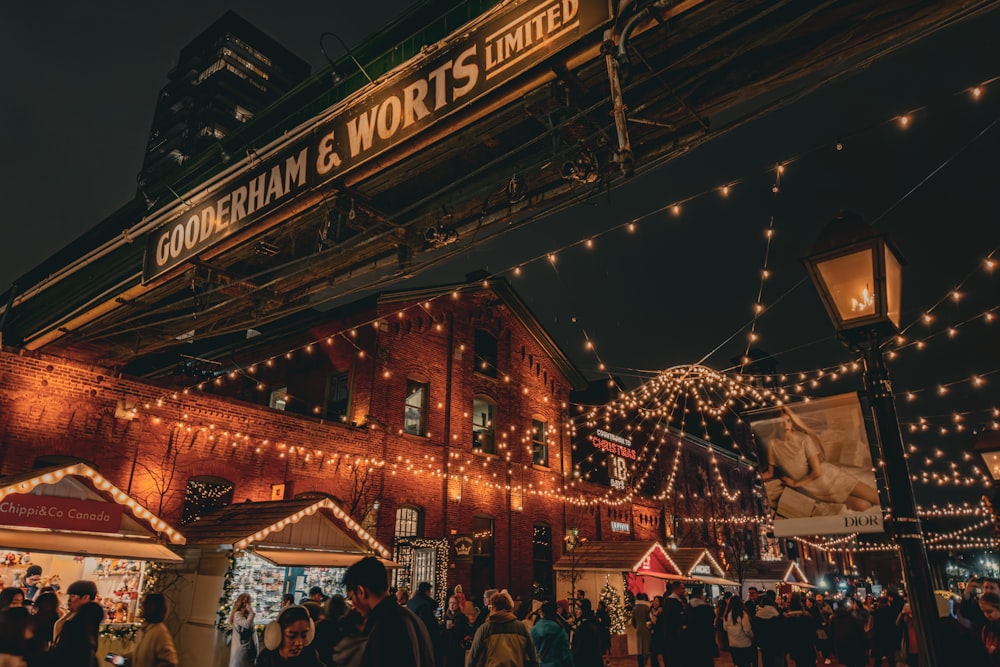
[178,496,394,667]
[669,547,740,597]
[0,463,185,653]
[741,559,814,596]
[554,541,690,655]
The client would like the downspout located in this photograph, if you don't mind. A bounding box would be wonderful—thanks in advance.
[442,312,454,539]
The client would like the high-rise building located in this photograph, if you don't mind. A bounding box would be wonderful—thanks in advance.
[139,11,310,193]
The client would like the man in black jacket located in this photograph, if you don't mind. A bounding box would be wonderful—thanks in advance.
[344,557,435,667]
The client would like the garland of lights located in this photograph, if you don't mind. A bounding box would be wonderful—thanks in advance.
[217,551,240,631]
[392,538,450,608]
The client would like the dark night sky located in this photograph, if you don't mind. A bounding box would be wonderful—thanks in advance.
[2,4,999,478]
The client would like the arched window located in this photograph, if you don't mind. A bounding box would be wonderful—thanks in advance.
[533,523,554,598]
[182,476,234,524]
[395,505,424,539]
[472,396,496,454]
[474,330,497,378]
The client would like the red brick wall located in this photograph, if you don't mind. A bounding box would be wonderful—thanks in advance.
[0,285,758,601]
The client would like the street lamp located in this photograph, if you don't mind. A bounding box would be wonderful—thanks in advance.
[975,430,1000,536]
[802,211,939,666]
[564,528,588,612]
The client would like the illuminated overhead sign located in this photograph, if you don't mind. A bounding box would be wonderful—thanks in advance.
[143,0,612,282]
[591,429,635,490]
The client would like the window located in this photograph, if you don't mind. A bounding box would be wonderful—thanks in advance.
[471,515,495,597]
[532,418,548,466]
[533,523,554,598]
[404,380,428,436]
[474,330,497,378]
[326,372,350,421]
[269,387,288,410]
[472,397,496,454]
[182,476,234,524]
[395,506,423,539]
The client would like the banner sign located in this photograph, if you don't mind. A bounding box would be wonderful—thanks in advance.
[0,494,124,533]
[747,393,884,538]
[143,0,613,282]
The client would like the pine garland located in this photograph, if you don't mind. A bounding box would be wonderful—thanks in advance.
[217,551,240,630]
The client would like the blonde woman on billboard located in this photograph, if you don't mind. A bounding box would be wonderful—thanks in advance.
[761,407,880,511]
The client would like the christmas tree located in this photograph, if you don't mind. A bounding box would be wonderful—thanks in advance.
[600,576,628,634]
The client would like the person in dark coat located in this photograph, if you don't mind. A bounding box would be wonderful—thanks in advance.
[685,586,718,667]
[751,596,785,667]
[866,597,901,667]
[657,581,687,667]
[827,601,866,667]
[48,580,104,667]
[571,599,603,667]
[443,594,472,667]
[343,557,435,667]
[782,593,816,667]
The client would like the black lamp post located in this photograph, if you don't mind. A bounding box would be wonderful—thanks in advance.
[802,211,939,666]
[975,430,1000,537]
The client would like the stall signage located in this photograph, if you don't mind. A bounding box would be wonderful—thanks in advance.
[142,0,613,282]
[610,521,630,533]
[691,564,712,575]
[0,494,123,533]
[453,534,474,562]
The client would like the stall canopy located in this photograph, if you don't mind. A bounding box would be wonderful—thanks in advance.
[743,559,814,589]
[553,541,689,581]
[0,463,185,561]
[669,547,741,587]
[182,497,396,567]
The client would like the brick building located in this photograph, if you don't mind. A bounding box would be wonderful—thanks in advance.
[0,271,759,591]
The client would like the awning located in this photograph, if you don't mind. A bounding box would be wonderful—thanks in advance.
[252,547,397,569]
[635,571,695,582]
[0,528,182,562]
[696,576,742,587]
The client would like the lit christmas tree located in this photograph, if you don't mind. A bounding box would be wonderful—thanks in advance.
[600,576,628,634]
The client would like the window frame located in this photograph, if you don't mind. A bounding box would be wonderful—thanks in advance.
[404,379,429,437]
[474,330,498,378]
[531,417,548,467]
[472,395,497,454]
[395,505,424,539]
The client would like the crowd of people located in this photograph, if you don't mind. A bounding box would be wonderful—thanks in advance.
[629,578,1000,667]
[0,577,178,667]
[7,561,1000,667]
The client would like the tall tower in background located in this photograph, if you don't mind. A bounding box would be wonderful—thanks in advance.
[139,11,310,193]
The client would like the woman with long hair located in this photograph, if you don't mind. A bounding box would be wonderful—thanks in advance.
[124,594,179,667]
[722,596,755,667]
[230,593,258,667]
[762,407,880,511]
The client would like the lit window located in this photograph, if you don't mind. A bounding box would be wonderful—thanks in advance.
[269,387,288,411]
[473,397,496,454]
[395,506,423,538]
[182,476,233,524]
[405,380,428,436]
[532,418,548,466]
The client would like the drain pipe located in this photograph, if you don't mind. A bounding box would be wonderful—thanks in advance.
[603,0,677,177]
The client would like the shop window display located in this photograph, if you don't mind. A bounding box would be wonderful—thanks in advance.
[226,552,348,624]
[0,551,146,624]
